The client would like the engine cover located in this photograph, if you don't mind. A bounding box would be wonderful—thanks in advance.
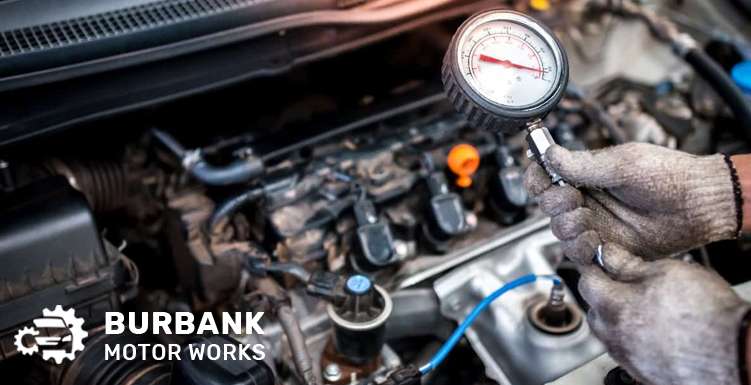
[434,230,604,385]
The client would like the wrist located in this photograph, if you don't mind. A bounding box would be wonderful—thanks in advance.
[731,154,751,234]
[689,154,740,243]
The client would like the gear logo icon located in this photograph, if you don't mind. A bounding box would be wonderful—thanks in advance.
[12,305,88,364]
[14,326,39,356]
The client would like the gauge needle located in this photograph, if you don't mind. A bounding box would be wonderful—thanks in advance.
[478,54,542,73]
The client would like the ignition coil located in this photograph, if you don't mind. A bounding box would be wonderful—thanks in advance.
[488,143,528,225]
[352,198,398,272]
[421,158,470,252]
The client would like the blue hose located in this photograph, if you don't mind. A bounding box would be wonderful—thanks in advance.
[419,274,561,375]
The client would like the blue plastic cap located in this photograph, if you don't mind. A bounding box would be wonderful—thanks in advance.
[732,61,751,95]
[345,275,372,295]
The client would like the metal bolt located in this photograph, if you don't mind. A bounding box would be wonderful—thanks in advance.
[394,240,409,260]
[449,297,462,312]
[465,212,478,229]
[323,363,342,382]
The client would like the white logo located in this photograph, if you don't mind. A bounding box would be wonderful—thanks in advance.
[13,305,88,364]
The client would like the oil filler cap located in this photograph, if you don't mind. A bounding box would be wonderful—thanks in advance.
[447,143,480,188]
[529,0,551,11]
[731,61,751,95]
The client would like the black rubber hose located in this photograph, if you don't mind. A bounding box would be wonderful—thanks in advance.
[152,128,264,186]
[209,187,264,230]
[264,262,312,283]
[683,49,751,142]
[190,157,263,186]
[46,159,127,212]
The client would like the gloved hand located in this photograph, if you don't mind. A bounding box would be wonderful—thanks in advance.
[579,243,751,385]
[524,142,739,262]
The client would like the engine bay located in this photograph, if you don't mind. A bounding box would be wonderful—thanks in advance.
[1,1,751,385]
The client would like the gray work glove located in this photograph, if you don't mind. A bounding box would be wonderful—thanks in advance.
[579,243,751,385]
[524,142,738,263]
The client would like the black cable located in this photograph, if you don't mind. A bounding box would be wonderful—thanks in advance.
[264,262,312,283]
[209,187,264,230]
[683,49,751,143]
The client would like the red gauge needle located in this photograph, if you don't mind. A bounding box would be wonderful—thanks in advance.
[478,54,542,73]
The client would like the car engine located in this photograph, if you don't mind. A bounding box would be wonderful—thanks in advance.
[0,1,750,385]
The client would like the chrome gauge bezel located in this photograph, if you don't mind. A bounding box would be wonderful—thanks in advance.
[456,11,565,110]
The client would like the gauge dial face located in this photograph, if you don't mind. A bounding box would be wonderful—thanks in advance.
[456,13,563,109]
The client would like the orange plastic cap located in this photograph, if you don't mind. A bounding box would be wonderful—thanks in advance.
[447,143,481,188]
[530,0,551,11]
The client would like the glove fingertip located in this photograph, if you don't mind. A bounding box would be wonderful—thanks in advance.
[545,144,573,171]
[601,243,650,281]
[577,264,617,306]
[563,230,600,264]
[523,162,552,197]
[538,186,584,216]
[551,206,595,241]
[546,145,602,187]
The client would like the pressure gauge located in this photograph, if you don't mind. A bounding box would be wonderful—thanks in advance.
[442,10,568,132]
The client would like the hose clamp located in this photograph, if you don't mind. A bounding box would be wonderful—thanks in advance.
[671,33,698,57]
[182,149,202,170]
